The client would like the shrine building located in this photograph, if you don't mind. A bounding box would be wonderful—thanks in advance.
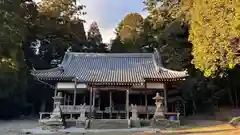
[31,49,188,120]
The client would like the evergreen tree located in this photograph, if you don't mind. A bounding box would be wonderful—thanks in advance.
[86,21,107,52]
[87,21,103,45]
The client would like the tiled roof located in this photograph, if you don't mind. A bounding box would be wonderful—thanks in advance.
[31,50,188,84]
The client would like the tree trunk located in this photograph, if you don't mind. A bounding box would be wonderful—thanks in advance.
[228,88,235,108]
[234,88,238,108]
[192,100,197,114]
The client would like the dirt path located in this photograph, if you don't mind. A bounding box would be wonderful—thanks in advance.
[134,124,240,135]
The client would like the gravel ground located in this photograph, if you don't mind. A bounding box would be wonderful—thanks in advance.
[0,120,159,135]
[0,119,226,135]
[0,120,39,135]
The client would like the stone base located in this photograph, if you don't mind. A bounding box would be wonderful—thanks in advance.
[151,118,180,128]
[130,120,141,128]
[40,118,65,129]
[151,118,167,127]
[89,119,129,129]
[76,120,86,128]
[65,120,76,128]
[41,124,65,131]
[167,120,181,128]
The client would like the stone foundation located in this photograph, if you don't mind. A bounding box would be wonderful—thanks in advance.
[76,120,86,128]
[89,119,129,129]
[130,120,141,128]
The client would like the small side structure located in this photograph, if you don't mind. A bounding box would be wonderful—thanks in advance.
[31,49,188,129]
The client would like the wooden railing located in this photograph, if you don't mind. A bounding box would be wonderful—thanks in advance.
[129,105,156,114]
[39,104,156,120]
[60,105,94,114]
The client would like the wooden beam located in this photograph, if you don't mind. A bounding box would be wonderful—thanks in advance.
[93,86,130,91]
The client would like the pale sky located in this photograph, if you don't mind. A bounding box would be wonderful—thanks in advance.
[80,0,147,43]
[34,0,148,43]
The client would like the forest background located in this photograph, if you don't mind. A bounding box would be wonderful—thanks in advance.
[0,0,240,119]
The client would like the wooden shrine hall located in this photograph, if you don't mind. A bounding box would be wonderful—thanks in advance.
[31,49,188,120]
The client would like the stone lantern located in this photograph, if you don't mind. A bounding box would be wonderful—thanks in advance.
[41,92,65,130]
[53,92,63,108]
[153,92,165,119]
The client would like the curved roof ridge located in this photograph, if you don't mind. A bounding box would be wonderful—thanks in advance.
[31,52,73,74]
[159,67,188,75]
[68,52,153,57]
[60,52,73,68]
[31,67,61,73]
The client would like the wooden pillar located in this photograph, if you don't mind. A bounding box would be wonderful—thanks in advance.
[145,93,148,119]
[163,84,168,112]
[53,88,57,108]
[126,89,129,119]
[93,88,96,107]
[54,88,57,96]
[64,94,66,105]
[98,96,101,111]
[67,95,70,105]
[109,91,112,119]
[144,82,148,119]
[73,78,77,106]
[92,88,96,118]
[89,87,93,119]
[83,94,86,104]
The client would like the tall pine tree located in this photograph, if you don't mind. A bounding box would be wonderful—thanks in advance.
[86,21,107,52]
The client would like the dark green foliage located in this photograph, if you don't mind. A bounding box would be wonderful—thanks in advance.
[0,0,87,119]
[1,0,240,119]
[85,21,108,53]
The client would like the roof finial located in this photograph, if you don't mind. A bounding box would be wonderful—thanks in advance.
[66,46,72,52]
[58,66,64,73]
[153,47,163,67]
[32,67,36,71]
[153,48,159,53]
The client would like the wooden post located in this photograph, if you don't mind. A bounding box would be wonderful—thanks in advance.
[126,89,129,119]
[67,95,70,105]
[92,88,96,118]
[93,88,96,107]
[163,84,168,112]
[144,82,148,119]
[89,87,93,119]
[73,78,77,107]
[145,93,148,119]
[98,96,101,111]
[53,88,57,108]
[64,94,66,105]
[110,91,112,119]
[84,95,86,103]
